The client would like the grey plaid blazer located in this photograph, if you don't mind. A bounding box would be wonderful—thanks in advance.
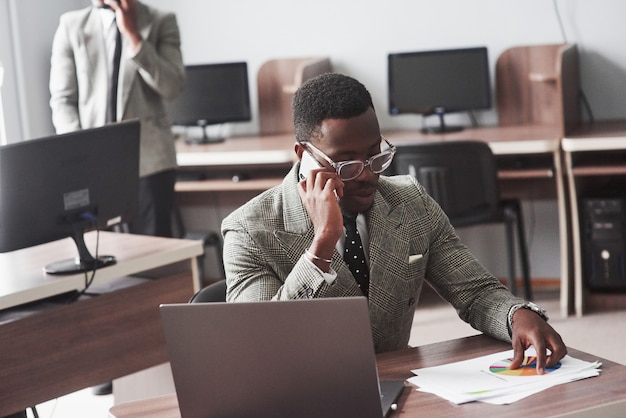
[222,164,524,353]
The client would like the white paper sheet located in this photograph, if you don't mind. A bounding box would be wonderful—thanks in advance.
[407,347,601,404]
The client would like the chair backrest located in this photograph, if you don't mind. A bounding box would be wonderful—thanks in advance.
[188,280,227,303]
[389,141,501,227]
[257,57,332,135]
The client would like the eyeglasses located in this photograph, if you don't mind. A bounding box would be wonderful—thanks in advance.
[304,136,397,181]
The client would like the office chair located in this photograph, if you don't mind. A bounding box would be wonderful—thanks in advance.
[189,279,227,303]
[389,140,532,300]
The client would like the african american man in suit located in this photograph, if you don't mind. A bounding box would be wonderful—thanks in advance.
[222,73,566,373]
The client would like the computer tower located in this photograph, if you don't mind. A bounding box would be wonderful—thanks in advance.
[581,198,626,290]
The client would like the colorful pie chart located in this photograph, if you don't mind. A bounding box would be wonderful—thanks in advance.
[489,356,561,376]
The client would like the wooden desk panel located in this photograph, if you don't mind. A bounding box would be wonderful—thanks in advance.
[0,233,202,416]
[0,272,194,416]
[109,334,626,418]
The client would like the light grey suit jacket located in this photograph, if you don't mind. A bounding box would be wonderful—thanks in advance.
[49,2,184,177]
[222,165,526,353]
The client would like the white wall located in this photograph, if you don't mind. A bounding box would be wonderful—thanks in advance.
[145,0,626,136]
[4,0,624,141]
[0,0,23,142]
[3,0,626,279]
[0,0,85,142]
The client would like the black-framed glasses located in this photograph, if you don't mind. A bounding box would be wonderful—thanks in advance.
[304,136,397,181]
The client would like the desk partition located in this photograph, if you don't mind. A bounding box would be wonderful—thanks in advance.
[562,120,626,317]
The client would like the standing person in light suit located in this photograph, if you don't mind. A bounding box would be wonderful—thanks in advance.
[50,0,185,238]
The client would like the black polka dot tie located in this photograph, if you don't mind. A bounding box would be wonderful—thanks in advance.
[342,212,369,297]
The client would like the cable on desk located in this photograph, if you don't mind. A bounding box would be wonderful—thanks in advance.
[65,216,102,304]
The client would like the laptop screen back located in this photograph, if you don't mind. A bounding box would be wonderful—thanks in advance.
[160,297,388,418]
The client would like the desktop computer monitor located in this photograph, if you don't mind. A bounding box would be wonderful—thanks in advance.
[167,62,252,143]
[0,120,140,274]
[388,46,491,133]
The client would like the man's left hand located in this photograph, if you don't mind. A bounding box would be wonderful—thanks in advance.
[510,308,567,374]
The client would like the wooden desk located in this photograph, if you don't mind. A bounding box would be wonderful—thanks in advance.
[109,334,626,418]
[562,120,626,317]
[176,133,295,168]
[384,125,563,189]
[175,125,571,316]
[0,232,203,416]
[175,125,561,187]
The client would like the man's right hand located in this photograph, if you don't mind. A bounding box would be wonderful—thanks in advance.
[297,167,344,268]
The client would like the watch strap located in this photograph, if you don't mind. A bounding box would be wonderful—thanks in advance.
[507,302,549,335]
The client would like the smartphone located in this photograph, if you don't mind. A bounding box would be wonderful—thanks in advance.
[101,0,120,9]
[298,150,322,180]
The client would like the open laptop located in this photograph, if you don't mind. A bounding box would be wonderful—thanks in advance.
[160,297,405,418]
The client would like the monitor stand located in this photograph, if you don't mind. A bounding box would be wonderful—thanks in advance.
[184,121,226,144]
[420,110,465,134]
[45,227,116,275]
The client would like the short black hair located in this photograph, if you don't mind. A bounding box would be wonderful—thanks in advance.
[292,73,375,143]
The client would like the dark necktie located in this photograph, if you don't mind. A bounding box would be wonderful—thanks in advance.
[343,213,369,297]
[108,21,122,123]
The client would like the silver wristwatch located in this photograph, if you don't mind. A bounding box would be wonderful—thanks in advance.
[508,302,549,333]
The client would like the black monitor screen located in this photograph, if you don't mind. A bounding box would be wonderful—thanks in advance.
[388,47,491,120]
[167,62,252,127]
[0,120,140,274]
